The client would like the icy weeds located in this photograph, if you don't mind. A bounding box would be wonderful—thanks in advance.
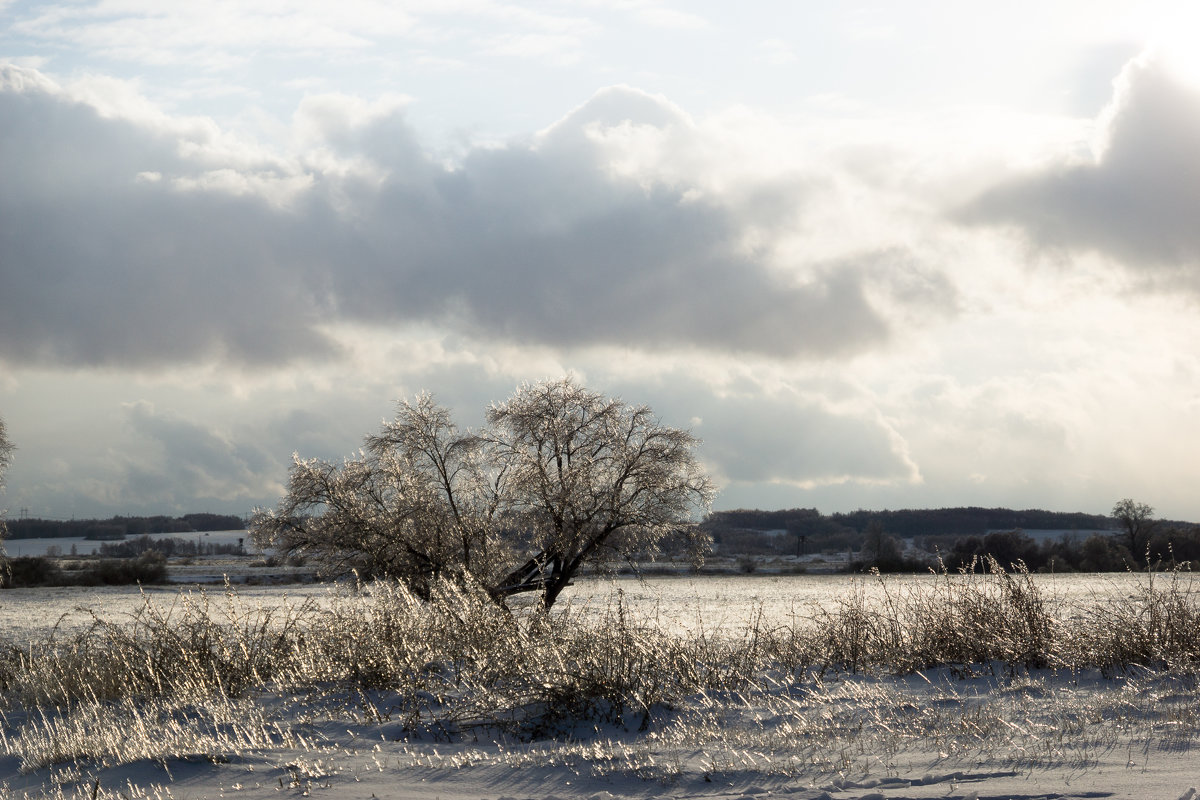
[1,571,1200,798]
[2,666,1199,799]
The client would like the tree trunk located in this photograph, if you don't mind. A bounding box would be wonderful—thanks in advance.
[540,571,571,611]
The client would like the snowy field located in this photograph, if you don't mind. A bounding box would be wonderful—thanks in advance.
[1,573,1198,799]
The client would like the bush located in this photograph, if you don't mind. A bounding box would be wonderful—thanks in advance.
[1,553,167,588]
[74,552,168,585]
[1,556,60,588]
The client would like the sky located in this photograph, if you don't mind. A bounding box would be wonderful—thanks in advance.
[3,1,1200,523]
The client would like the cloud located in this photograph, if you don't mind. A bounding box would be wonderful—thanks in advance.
[593,369,921,499]
[628,6,710,30]
[698,393,919,491]
[756,39,798,66]
[9,0,607,77]
[0,67,949,370]
[120,400,279,507]
[0,66,348,367]
[10,2,413,68]
[961,54,1200,274]
[1,392,288,516]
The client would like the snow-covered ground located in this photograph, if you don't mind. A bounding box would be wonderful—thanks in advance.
[3,666,1197,799]
[1,575,1198,799]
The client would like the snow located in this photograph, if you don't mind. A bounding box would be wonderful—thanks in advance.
[2,575,1199,799]
[4,677,1198,800]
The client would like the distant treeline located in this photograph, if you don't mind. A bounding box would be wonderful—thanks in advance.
[932,527,1200,573]
[706,506,1118,540]
[5,513,245,540]
[702,507,1121,559]
[702,506,1200,572]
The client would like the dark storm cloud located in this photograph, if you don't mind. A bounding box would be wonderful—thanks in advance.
[962,56,1200,271]
[0,68,343,367]
[0,68,937,368]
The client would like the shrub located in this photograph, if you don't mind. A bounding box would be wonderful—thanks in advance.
[73,552,168,585]
[1,553,168,588]
[1,556,60,588]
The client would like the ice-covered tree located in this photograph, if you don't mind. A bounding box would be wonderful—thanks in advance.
[251,380,715,609]
[486,378,715,609]
[250,393,514,601]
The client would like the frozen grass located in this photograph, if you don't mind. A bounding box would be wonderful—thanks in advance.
[0,564,1198,797]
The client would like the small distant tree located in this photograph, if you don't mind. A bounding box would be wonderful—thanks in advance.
[861,520,903,569]
[1111,498,1156,565]
[252,379,715,610]
[1080,533,1130,572]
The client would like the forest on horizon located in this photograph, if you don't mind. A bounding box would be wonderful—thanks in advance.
[3,505,1141,541]
[4,513,246,540]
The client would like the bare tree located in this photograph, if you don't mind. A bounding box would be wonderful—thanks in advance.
[252,380,715,610]
[1111,498,1156,564]
[250,394,514,600]
[486,378,716,609]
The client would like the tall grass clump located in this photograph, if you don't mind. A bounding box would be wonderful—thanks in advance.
[1,584,313,708]
[894,556,1056,670]
[776,559,1199,675]
[1071,567,1200,671]
[0,579,759,771]
[798,557,1058,674]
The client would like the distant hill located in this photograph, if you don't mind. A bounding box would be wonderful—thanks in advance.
[5,513,246,540]
[829,507,1119,538]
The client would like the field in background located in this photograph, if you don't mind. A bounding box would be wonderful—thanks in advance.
[0,570,1178,643]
